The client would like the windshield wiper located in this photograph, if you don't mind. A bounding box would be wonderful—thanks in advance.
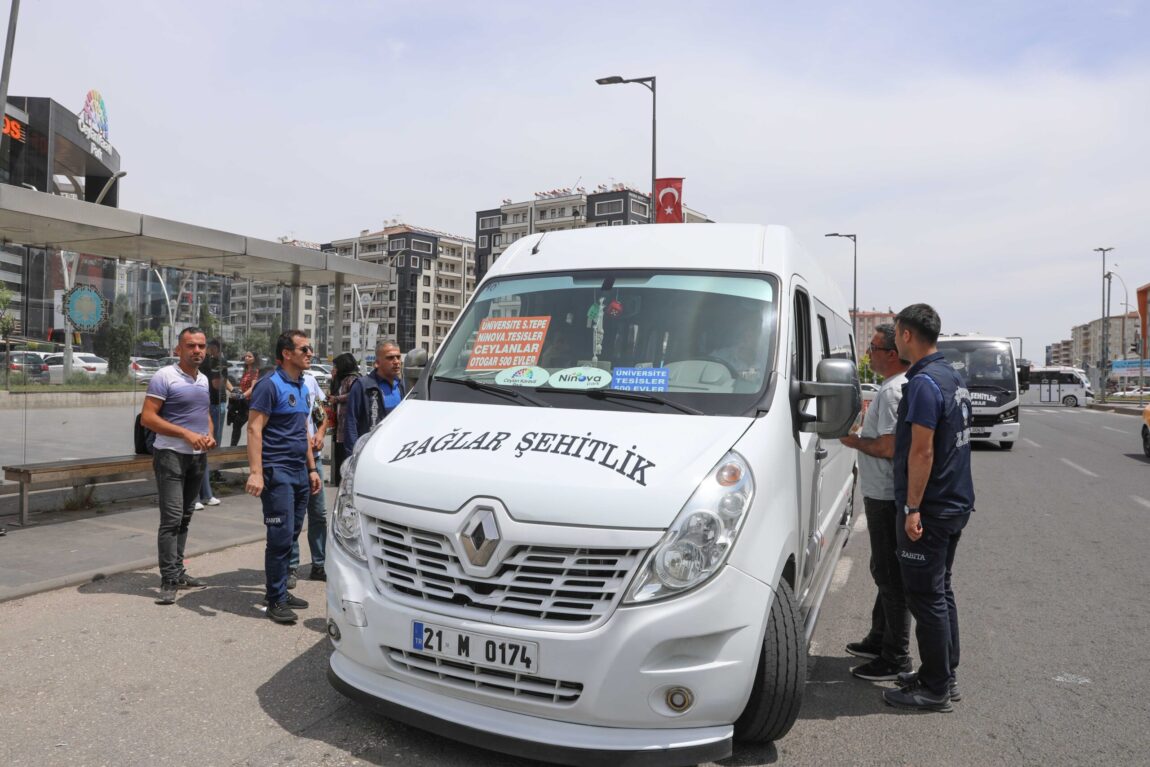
[556,388,702,415]
[432,376,551,407]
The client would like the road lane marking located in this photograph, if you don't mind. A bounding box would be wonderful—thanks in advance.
[853,514,868,533]
[1023,438,1042,448]
[1060,458,1098,478]
[830,557,853,592]
[1131,496,1150,510]
[1103,426,1125,433]
[1053,673,1091,685]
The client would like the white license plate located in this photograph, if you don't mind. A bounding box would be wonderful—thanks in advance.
[412,620,539,674]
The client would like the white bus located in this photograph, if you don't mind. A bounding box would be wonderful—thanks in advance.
[1022,366,1092,407]
[937,335,1023,449]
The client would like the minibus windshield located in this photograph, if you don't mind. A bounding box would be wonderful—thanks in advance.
[427,270,779,416]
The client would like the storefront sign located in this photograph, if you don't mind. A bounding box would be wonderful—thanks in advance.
[78,89,112,158]
[467,316,551,370]
[2,115,25,142]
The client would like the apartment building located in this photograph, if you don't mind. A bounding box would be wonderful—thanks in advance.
[474,183,710,280]
[852,310,896,350]
[325,223,475,359]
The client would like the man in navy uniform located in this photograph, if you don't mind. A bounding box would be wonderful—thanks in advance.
[884,303,975,712]
[246,330,322,624]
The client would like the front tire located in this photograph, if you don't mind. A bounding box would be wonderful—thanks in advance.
[1062,395,1078,407]
[734,581,805,744]
[1142,426,1150,459]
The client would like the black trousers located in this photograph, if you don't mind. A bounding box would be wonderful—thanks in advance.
[897,509,970,695]
[864,497,912,666]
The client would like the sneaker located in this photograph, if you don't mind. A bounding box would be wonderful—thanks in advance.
[156,581,178,605]
[845,639,883,659]
[267,602,298,623]
[898,670,961,702]
[0,526,7,536]
[285,592,309,609]
[308,565,327,581]
[286,569,298,590]
[851,657,912,681]
[175,573,207,589]
[205,497,221,507]
[194,501,205,511]
[883,679,953,712]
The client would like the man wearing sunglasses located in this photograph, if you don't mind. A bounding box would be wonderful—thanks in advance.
[246,330,323,624]
[345,340,405,452]
[839,324,912,682]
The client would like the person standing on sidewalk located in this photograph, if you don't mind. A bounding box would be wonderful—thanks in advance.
[328,352,360,487]
[197,339,229,509]
[287,367,329,587]
[345,341,404,452]
[884,303,975,713]
[245,330,321,624]
[839,323,912,681]
[140,327,215,605]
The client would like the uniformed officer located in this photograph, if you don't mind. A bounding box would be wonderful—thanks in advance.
[884,304,975,712]
[245,330,322,624]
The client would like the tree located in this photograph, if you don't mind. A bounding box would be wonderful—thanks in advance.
[198,302,218,342]
[0,285,17,387]
[105,294,135,376]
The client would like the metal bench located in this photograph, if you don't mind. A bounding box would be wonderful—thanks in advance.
[3,447,250,526]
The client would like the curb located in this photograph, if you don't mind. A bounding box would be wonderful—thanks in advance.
[1088,403,1146,416]
[0,531,265,604]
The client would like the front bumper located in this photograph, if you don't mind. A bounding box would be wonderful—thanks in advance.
[970,421,1020,443]
[325,545,775,765]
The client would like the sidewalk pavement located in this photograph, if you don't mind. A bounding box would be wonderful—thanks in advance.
[0,480,335,603]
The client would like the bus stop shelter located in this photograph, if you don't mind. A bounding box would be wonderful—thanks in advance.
[0,183,387,351]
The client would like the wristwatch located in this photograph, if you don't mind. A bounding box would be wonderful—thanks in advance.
[904,505,920,515]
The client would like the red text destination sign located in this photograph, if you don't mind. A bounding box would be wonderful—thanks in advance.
[466,316,552,370]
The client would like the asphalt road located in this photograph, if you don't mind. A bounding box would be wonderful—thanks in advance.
[1,404,1147,766]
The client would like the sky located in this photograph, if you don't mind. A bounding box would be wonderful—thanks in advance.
[7,0,1150,360]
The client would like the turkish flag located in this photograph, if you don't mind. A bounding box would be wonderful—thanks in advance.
[654,177,684,223]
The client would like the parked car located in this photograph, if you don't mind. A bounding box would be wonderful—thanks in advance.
[157,356,179,368]
[129,357,161,384]
[42,354,109,384]
[0,351,49,383]
[309,363,331,390]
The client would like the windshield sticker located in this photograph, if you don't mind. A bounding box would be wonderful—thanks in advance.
[494,366,550,387]
[550,366,613,390]
[467,316,552,370]
[612,367,669,392]
[389,428,655,486]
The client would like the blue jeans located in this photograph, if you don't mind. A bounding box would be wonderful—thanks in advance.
[200,402,227,501]
[290,455,326,570]
[261,464,310,605]
[154,449,207,582]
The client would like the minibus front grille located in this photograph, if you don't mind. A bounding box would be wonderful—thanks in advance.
[384,646,583,705]
[368,521,645,626]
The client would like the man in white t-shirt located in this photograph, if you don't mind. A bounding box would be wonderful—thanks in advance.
[288,369,329,586]
[839,323,911,681]
[140,327,216,605]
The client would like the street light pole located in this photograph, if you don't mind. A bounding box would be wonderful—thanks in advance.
[596,74,656,222]
[94,170,126,205]
[825,233,858,340]
[1095,247,1114,400]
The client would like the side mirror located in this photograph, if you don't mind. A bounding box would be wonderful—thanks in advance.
[404,347,429,392]
[405,348,428,368]
[1017,364,1030,393]
[798,358,861,437]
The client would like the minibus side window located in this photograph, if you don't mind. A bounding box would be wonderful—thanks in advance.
[793,289,812,381]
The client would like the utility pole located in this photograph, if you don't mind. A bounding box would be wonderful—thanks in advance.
[1095,247,1114,399]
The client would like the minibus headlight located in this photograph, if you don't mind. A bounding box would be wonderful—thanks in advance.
[332,438,369,563]
[997,407,1018,424]
[625,451,754,603]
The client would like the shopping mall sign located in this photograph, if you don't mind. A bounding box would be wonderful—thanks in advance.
[78,89,112,159]
[3,115,25,142]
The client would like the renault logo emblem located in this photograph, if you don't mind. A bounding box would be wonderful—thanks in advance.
[461,507,500,567]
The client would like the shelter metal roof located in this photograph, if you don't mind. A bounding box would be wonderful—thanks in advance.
[0,184,387,284]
